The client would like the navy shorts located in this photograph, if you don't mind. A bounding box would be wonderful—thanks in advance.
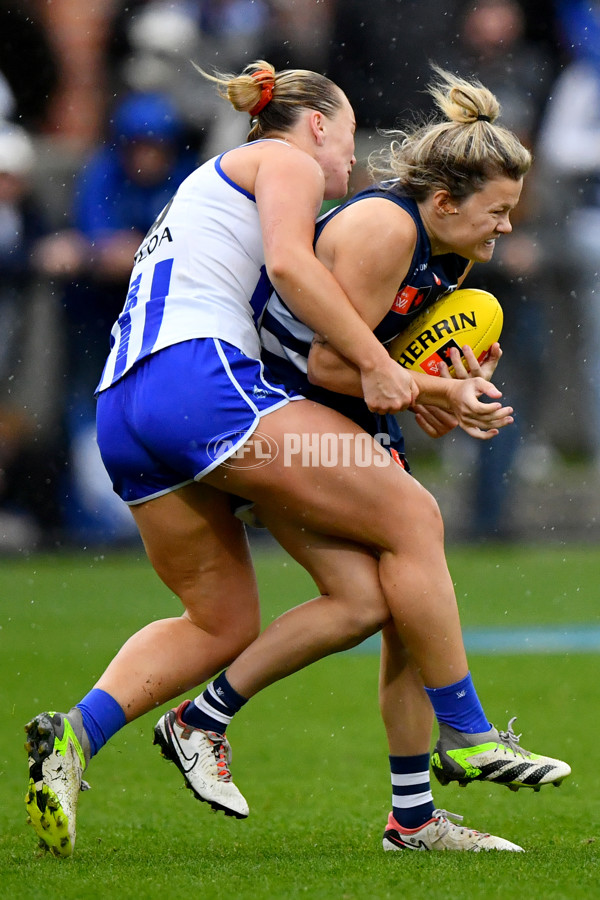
[96,338,302,504]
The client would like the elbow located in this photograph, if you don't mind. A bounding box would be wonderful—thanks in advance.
[266,251,299,289]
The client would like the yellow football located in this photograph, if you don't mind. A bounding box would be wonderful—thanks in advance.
[387,288,503,375]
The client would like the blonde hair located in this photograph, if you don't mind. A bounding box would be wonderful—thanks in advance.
[195,60,345,141]
[368,65,531,200]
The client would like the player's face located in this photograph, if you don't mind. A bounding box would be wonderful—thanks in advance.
[319,93,357,201]
[443,176,523,262]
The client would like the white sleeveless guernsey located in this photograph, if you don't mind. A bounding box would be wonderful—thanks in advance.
[96,143,282,393]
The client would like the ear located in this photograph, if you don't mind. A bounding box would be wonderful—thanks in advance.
[308,110,326,146]
[432,190,459,216]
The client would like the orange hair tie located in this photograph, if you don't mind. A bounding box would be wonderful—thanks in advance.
[249,69,275,116]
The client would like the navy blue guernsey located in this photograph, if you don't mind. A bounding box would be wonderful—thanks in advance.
[350,185,469,342]
[260,183,470,467]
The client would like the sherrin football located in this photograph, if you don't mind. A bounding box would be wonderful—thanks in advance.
[387,288,503,375]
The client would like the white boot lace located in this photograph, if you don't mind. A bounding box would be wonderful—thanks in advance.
[497,717,531,758]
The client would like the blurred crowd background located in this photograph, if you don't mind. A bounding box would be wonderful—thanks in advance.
[1,0,599,551]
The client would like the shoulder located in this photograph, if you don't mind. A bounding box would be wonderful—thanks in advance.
[255,141,324,180]
[317,194,417,291]
[323,194,417,255]
[225,140,324,198]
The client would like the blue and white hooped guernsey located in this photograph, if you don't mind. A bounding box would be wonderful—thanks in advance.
[95,143,281,394]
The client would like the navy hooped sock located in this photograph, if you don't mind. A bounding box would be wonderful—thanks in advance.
[424,672,491,734]
[75,688,127,759]
[182,671,248,734]
[390,753,435,829]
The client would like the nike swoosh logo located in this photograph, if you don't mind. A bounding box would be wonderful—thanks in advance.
[168,722,200,774]
[402,839,428,851]
[387,834,428,851]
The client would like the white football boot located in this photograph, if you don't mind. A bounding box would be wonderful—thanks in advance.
[154,700,249,818]
[383,809,524,852]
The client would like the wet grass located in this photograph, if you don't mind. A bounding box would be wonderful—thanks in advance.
[1,544,598,898]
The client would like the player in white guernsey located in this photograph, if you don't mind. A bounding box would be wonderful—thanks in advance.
[25,65,568,858]
[97,147,272,395]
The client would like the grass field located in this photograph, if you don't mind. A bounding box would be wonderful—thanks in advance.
[1,542,599,899]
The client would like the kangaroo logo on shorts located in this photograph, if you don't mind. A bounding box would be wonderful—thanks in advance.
[208,430,279,468]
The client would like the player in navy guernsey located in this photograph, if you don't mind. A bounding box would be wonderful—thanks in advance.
[194,68,568,848]
[260,182,471,470]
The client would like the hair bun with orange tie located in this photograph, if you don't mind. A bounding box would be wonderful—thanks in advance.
[249,69,275,116]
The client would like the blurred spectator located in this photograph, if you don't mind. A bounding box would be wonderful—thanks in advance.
[36,91,197,542]
[328,0,558,133]
[326,0,464,194]
[30,0,113,149]
[107,0,274,159]
[328,0,460,132]
[450,0,558,140]
[265,1,335,71]
[0,0,59,132]
[0,125,66,550]
[536,0,600,467]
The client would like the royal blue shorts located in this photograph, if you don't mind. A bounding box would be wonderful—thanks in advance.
[96,338,302,504]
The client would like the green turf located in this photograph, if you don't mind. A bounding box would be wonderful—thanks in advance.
[1,544,598,899]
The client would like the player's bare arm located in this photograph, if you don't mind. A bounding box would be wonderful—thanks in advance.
[253,149,418,412]
[255,148,387,370]
[307,200,417,398]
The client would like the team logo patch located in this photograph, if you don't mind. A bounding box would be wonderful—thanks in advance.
[419,338,463,375]
[391,284,429,314]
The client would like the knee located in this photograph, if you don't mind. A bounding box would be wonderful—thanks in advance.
[185,600,261,660]
[333,590,391,649]
[387,482,445,548]
[419,487,445,538]
[227,615,261,659]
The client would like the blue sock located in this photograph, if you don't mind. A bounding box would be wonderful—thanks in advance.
[182,671,248,733]
[390,753,435,829]
[76,688,127,758]
[424,672,491,734]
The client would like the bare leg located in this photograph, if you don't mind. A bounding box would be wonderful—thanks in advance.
[220,516,434,751]
[95,482,261,720]
[379,623,433,756]
[205,399,468,690]
[224,519,389,697]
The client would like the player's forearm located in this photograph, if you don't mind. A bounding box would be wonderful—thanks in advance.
[268,259,391,375]
[306,340,363,396]
[410,371,455,410]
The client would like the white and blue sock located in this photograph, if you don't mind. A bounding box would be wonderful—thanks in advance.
[75,688,127,759]
[390,753,435,829]
[424,672,491,734]
[182,671,248,733]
